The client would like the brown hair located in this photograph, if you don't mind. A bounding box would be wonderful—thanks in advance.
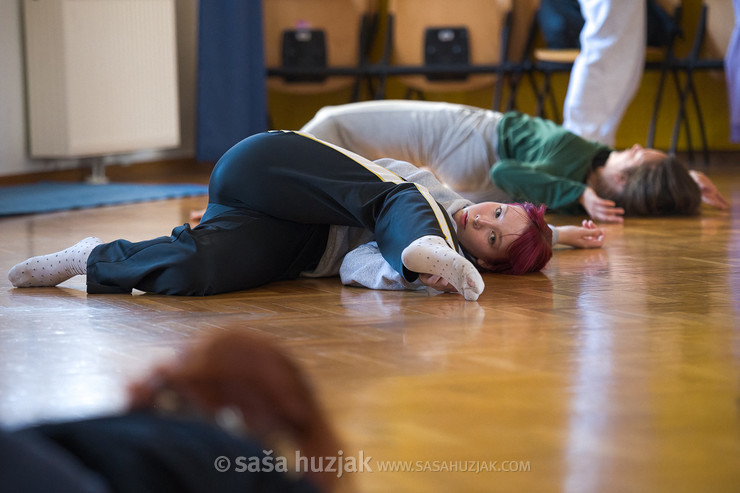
[128,331,340,492]
[599,156,701,216]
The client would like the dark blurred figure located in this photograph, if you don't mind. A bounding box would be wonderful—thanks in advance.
[1,331,341,493]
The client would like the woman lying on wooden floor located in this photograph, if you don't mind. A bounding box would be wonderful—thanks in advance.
[300,100,729,223]
[8,131,606,301]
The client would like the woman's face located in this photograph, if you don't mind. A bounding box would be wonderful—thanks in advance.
[453,202,530,269]
[611,144,668,172]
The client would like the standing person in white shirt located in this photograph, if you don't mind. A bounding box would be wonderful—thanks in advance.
[562,0,647,146]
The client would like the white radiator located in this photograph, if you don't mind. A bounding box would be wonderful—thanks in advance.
[23,0,180,158]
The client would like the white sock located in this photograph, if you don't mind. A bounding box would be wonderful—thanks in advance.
[8,237,103,288]
[401,235,485,301]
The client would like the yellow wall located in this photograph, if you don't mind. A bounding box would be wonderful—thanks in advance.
[267,0,739,151]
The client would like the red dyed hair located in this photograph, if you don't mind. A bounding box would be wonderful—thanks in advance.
[486,202,552,274]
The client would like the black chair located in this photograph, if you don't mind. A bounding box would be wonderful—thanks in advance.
[376,0,513,110]
[647,1,731,164]
[263,0,378,102]
[498,0,541,111]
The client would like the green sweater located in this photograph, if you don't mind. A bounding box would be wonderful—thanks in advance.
[492,112,613,214]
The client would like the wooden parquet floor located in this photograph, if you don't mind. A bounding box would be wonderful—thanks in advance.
[1,155,739,492]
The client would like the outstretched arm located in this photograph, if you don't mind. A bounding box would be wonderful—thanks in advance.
[554,220,605,248]
[689,170,730,210]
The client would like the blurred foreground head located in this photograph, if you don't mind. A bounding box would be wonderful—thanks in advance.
[128,331,340,493]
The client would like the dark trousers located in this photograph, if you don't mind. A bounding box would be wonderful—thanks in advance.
[87,131,457,295]
[4,413,319,493]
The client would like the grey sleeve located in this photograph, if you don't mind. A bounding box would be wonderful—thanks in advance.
[339,242,425,291]
[374,158,473,214]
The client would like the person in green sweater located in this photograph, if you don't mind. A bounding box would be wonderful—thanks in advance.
[301,100,729,223]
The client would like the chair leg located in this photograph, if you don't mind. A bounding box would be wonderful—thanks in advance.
[547,78,560,123]
[687,71,711,165]
[492,72,505,112]
[646,65,670,148]
[505,71,520,111]
[536,71,551,118]
[670,71,693,160]
[374,73,387,99]
[682,107,695,163]
[676,70,695,162]
[506,69,532,112]
[405,88,426,100]
[364,76,376,99]
[351,78,361,102]
[524,70,539,112]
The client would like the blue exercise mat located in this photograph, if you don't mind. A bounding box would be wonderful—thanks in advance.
[0,181,208,216]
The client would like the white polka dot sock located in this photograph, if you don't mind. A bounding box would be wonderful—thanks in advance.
[8,237,103,288]
[401,235,485,301]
